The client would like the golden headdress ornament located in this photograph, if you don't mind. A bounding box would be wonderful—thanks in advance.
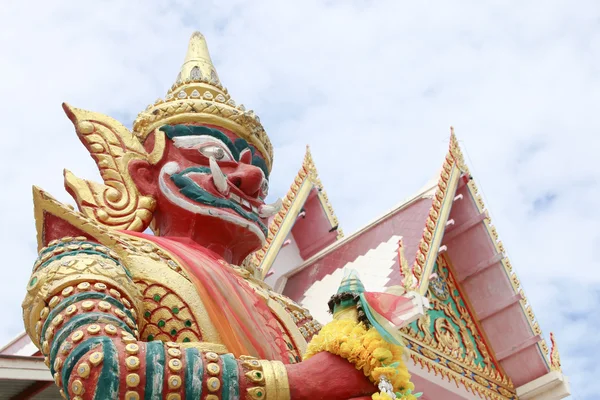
[133,31,273,169]
[63,32,272,232]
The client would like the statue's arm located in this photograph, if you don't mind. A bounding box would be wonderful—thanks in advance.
[22,237,298,400]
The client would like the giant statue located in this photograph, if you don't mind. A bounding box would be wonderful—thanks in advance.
[22,32,421,400]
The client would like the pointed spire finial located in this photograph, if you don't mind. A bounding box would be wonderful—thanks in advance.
[175,31,220,86]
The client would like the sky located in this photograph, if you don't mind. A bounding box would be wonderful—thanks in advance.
[0,1,597,398]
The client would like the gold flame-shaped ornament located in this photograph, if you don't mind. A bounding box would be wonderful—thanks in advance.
[63,104,165,231]
[64,32,273,232]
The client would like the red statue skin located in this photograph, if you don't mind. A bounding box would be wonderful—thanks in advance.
[287,352,376,400]
[128,125,376,399]
[132,125,267,265]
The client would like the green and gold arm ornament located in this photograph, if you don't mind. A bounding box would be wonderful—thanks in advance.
[304,271,423,400]
[22,237,289,400]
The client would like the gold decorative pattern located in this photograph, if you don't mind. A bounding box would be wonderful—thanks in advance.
[397,239,415,290]
[132,32,273,171]
[451,128,553,371]
[409,131,462,293]
[117,235,191,282]
[303,147,343,239]
[23,240,143,347]
[135,280,202,343]
[62,104,165,232]
[408,350,512,400]
[401,253,515,399]
[549,332,562,372]
[248,145,342,278]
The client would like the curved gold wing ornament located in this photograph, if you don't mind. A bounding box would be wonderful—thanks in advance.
[62,103,165,231]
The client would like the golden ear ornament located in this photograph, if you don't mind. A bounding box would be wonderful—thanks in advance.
[62,103,166,232]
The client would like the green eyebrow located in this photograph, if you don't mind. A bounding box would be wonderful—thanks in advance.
[160,125,269,178]
[160,125,240,159]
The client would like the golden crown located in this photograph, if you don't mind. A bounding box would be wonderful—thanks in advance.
[132,32,273,171]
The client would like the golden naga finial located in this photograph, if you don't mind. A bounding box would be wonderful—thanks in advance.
[133,31,273,171]
[549,332,562,372]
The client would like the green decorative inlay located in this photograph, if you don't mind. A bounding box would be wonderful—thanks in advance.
[40,241,97,256]
[185,319,192,327]
[158,320,166,328]
[61,336,112,400]
[221,353,240,400]
[29,276,37,287]
[172,307,180,314]
[144,341,165,400]
[185,347,203,399]
[170,328,178,336]
[170,167,268,236]
[153,294,161,301]
[407,259,495,370]
[183,337,191,343]
[161,124,269,178]
[42,292,134,345]
[94,338,119,400]
[144,311,151,318]
[147,334,154,341]
[49,312,133,375]
[38,248,131,278]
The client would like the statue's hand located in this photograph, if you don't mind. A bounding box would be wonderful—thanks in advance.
[286,352,376,400]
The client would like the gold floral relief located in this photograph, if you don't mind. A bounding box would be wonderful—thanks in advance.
[400,253,516,399]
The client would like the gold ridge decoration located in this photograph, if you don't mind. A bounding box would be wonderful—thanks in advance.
[448,127,470,174]
[549,332,562,372]
[398,239,417,291]
[132,32,273,171]
[245,145,342,277]
[456,136,551,371]
[303,146,343,240]
[400,254,516,399]
[407,350,515,400]
[410,130,461,292]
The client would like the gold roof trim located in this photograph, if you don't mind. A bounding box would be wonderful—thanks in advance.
[447,128,555,370]
[406,349,514,400]
[243,146,342,277]
[549,332,563,372]
[406,129,462,293]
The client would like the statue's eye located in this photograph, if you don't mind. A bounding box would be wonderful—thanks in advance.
[199,145,232,161]
[261,179,269,196]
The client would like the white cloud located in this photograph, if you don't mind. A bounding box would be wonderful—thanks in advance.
[0,1,597,398]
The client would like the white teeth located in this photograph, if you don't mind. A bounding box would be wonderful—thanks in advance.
[259,198,282,218]
[209,157,229,195]
[230,193,241,203]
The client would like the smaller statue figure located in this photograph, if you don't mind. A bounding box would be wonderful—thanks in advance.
[307,270,423,400]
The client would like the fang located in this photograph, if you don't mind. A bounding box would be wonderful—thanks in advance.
[258,198,282,218]
[209,157,229,195]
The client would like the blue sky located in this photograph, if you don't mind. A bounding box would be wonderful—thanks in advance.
[0,1,597,398]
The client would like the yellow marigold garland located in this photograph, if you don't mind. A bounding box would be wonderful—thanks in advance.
[304,319,420,400]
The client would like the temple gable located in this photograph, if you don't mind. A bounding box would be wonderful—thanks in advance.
[402,253,516,399]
